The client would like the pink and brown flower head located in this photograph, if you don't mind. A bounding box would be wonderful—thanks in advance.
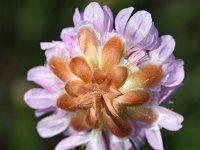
[24,2,184,150]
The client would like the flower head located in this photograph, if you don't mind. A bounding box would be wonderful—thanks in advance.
[24,2,184,150]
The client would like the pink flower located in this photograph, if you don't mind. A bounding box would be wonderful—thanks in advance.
[24,2,184,150]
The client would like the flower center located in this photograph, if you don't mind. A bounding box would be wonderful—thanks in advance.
[48,27,164,137]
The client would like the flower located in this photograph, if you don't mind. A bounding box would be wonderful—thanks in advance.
[24,2,184,150]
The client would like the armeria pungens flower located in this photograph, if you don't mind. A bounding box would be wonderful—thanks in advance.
[24,2,184,150]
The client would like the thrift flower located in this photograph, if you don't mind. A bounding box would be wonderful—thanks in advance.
[24,2,184,150]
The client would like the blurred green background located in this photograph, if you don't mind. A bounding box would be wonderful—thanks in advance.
[0,0,200,149]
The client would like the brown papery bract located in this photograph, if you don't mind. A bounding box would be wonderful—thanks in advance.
[78,27,99,67]
[102,37,124,72]
[128,107,158,124]
[49,56,73,81]
[70,57,93,82]
[70,110,88,131]
[132,64,164,88]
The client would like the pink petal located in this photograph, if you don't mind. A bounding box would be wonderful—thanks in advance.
[60,28,76,40]
[137,23,159,50]
[85,131,106,150]
[34,107,54,117]
[145,128,164,150]
[150,35,175,62]
[27,66,62,92]
[159,86,178,104]
[103,6,113,24]
[163,59,184,87]
[41,41,70,62]
[115,7,134,34]
[55,133,91,150]
[110,139,132,150]
[157,106,184,131]
[73,8,82,26]
[40,42,55,50]
[125,11,152,45]
[103,6,114,32]
[37,113,69,138]
[24,88,54,109]
[128,50,148,65]
[83,2,105,33]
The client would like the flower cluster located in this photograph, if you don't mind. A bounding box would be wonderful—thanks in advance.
[24,2,184,150]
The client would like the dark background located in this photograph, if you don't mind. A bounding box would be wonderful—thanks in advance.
[0,0,200,149]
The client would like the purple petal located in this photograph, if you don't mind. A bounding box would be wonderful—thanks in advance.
[157,106,184,131]
[73,8,82,26]
[137,23,159,50]
[110,139,132,150]
[145,129,164,150]
[103,6,114,32]
[24,88,54,109]
[85,131,106,150]
[37,113,69,138]
[40,41,69,61]
[55,134,91,150]
[83,2,105,33]
[34,107,54,117]
[115,7,134,34]
[60,27,76,40]
[159,85,181,104]
[125,11,152,44]
[27,66,62,92]
[103,6,113,24]
[163,59,184,87]
[128,50,149,65]
[150,35,175,61]
[40,42,55,50]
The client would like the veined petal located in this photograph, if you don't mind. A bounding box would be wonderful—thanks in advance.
[125,11,152,45]
[60,27,76,40]
[115,7,134,34]
[34,107,54,117]
[136,23,159,51]
[40,42,55,50]
[85,130,106,150]
[83,2,105,33]
[55,133,91,150]
[27,66,62,92]
[103,6,114,31]
[149,35,176,62]
[110,138,132,150]
[157,106,184,131]
[37,113,69,138]
[163,59,184,87]
[41,41,70,61]
[128,50,149,65]
[73,8,82,26]
[159,86,180,104]
[24,88,54,109]
[145,128,164,150]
